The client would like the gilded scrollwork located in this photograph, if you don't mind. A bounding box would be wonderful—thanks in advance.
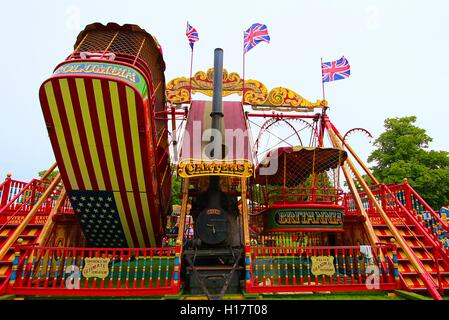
[166,68,326,111]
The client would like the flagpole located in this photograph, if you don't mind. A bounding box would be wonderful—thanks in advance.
[242,51,246,105]
[187,21,194,103]
[189,46,194,103]
[321,57,326,102]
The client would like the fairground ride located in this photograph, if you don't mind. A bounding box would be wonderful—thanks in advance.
[0,23,448,300]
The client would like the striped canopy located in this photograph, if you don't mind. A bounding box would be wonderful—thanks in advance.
[177,100,254,178]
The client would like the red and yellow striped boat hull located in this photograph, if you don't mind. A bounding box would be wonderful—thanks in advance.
[39,62,167,248]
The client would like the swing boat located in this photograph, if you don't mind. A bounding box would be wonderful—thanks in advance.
[250,146,348,244]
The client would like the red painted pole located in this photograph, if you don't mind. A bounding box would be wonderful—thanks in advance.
[292,247,297,286]
[269,247,274,285]
[117,250,123,288]
[43,248,52,288]
[0,174,12,207]
[157,249,162,288]
[335,248,340,285]
[284,248,288,286]
[356,247,362,283]
[141,250,147,288]
[403,181,413,211]
[314,247,318,284]
[149,250,153,287]
[164,249,169,287]
[306,248,311,285]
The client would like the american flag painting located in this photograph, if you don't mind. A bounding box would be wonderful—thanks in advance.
[322,56,351,82]
[69,190,127,247]
[186,22,199,49]
[244,23,270,53]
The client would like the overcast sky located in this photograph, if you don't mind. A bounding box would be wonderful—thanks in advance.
[1,0,448,182]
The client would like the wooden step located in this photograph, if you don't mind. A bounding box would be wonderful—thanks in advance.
[398,258,444,263]
[397,245,434,251]
[372,224,416,229]
[377,234,424,239]
[401,271,419,276]
[0,234,37,239]
[0,224,45,228]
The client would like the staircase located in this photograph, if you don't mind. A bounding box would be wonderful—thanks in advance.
[356,182,449,296]
[0,218,47,287]
[370,217,449,292]
[0,174,69,291]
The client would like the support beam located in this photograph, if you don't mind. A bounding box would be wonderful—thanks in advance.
[40,163,58,181]
[326,121,442,300]
[240,178,250,246]
[328,121,379,184]
[325,118,378,246]
[176,178,190,246]
[35,187,67,246]
[342,163,379,247]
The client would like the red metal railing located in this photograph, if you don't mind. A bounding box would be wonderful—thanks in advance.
[342,182,449,297]
[245,244,399,293]
[0,177,74,218]
[388,182,449,247]
[266,187,343,206]
[7,245,181,296]
[1,178,32,210]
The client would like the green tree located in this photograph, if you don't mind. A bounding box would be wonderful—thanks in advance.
[38,169,59,181]
[171,174,182,206]
[368,116,449,209]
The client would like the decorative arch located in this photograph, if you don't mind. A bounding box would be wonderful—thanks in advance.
[166,68,327,111]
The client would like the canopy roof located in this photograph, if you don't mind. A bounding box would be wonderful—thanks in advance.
[177,100,254,178]
[255,146,347,186]
[74,22,165,70]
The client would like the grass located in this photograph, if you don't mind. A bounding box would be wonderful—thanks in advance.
[21,291,404,300]
[261,291,405,300]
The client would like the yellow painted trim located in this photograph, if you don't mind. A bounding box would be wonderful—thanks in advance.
[75,78,106,190]
[109,81,133,191]
[59,79,92,190]
[113,191,134,247]
[92,79,119,190]
[140,193,156,247]
[126,87,146,193]
[126,192,145,247]
[44,82,78,189]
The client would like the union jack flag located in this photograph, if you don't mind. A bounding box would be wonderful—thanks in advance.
[186,22,199,49]
[244,23,270,54]
[322,56,351,82]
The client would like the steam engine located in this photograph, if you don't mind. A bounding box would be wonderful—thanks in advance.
[183,48,243,298]
[190,176,241,248]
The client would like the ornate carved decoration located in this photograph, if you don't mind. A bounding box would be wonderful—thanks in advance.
[166,68,327,111]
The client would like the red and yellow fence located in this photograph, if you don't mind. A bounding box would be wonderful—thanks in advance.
[245,244,399,293]
[7,245,181,296]
[0,177,73,216]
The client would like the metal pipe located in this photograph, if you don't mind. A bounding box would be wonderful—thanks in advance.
[210,48,224,191]
[211,48,224,132]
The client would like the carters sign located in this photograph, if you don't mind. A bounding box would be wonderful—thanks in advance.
[177,161,254,178]
[265,208,344,231]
